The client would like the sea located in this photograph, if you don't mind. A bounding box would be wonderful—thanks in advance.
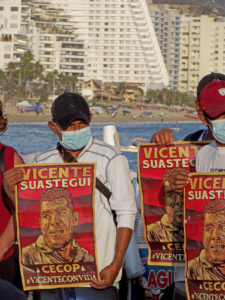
[1,121,205,171]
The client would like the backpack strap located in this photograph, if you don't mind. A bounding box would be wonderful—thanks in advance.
[96,177,117,225]
[0,146,15,215]
[0,145,6,173]
[183,130,205,141]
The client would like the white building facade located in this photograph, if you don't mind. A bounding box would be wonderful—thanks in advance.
[148,4,181,91]
[179,15,225,94]
[7,0,168,91]
[0,0,28,70]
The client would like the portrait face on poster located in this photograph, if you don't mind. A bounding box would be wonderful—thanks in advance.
[185,173,225,300]
[16,163,99,291]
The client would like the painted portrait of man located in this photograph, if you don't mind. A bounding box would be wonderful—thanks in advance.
[22,187,94,265]
[187,199,225,281]
[147,185,184,243]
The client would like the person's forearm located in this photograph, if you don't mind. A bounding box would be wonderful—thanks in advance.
[0,216,15,261]
[112,227,133,269]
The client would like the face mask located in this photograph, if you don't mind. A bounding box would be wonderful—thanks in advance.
[211,119,225,144]
[57,126,92,150]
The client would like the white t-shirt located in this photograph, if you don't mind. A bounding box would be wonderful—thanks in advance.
[196,141,225,172]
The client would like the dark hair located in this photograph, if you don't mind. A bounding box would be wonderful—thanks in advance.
[203,199,225,215]
[197,72,225,102]
[40,187,73,210]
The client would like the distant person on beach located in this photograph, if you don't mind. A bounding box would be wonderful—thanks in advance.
[4,92,137,300]
[22,187,94,266]
[0,101,24,289]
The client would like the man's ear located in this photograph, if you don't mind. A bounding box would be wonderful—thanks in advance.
[73,211,79,226]
[195,101,208,126]
[48,121,59,136]
[90,113,93,122]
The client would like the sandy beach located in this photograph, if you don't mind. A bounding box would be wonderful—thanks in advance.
[5,103,199,124]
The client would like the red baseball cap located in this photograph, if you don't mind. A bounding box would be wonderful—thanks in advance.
[199,79,225,119]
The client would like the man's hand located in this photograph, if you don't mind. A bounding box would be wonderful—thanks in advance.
[90,261,121,289]
[151,128,174,145]
[167,168,191,193]
[3,167,24,202]
[90,227,132,289]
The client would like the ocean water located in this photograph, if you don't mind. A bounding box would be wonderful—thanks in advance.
[1,121,205,171]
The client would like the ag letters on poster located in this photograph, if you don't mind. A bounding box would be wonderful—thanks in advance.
[185,173,225,300]
[15,163,99,291]
[138,142,208,266]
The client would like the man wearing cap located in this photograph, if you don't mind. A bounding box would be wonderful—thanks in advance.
[5,92,137,300]
[147,73,225,300]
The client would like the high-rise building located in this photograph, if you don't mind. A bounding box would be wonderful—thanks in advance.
[148,4,181,91]
[0,0,28,70]
[179,15,225,94]
[26,0,169,91]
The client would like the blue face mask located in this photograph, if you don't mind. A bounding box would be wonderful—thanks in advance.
[211,118,225,144]
[57,126,92,150]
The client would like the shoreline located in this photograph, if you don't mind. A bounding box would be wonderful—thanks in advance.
[5,103,200,124]
[7,112,200,124]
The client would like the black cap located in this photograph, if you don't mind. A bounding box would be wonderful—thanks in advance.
[51,92,90,129]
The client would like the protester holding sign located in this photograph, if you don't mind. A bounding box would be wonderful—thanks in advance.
[0,101,24,290]
[5,92,137,300]
[151,72,225,146]
[163,73,225,189]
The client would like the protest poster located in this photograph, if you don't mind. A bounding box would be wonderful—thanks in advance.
[185,173,225,300]
[138,141,209,266]
[15,163,99,291]
[139,247,175,299]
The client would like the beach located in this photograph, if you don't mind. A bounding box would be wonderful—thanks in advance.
[5,103,199,124]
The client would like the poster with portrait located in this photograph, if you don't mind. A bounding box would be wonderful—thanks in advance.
[185,173,225,300]
[138,141,209,266]
[15,163,99,291]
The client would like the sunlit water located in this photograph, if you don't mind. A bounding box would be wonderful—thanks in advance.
[1,121,205,171]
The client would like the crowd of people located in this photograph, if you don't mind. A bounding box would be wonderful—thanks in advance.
[1,72,225,299]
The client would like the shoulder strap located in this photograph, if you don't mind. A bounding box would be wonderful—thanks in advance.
[183,130,204,141]
[96,177,117,225]
[0,145,15,215]
[0,145,6,173]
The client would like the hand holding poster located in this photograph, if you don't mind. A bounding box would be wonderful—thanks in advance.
[138,142,208,266]
[15,163,99,291]
[185,173,225,300]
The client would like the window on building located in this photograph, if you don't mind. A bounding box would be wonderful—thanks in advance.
[11,7,18,11]
[4,54,10,59]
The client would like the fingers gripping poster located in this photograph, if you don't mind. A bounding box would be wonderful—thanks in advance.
[15,163,99,291]
[185,173,225,300]
[138,142,208,266]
